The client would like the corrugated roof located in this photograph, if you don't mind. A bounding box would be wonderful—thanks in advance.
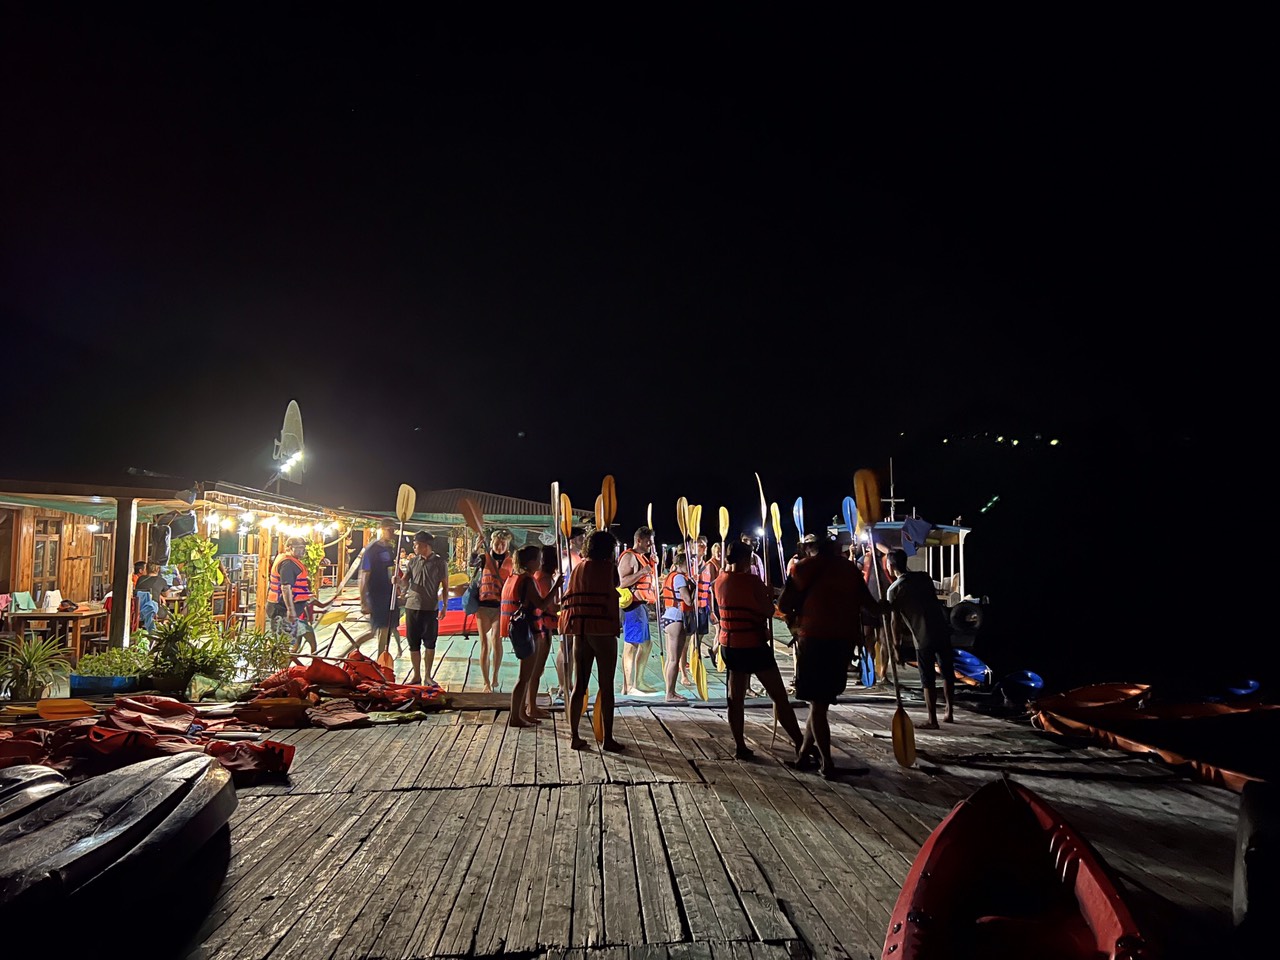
[411,488,592,520]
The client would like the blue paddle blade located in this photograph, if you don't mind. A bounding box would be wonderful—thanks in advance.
[792,497,805,537]
[842,495,857,537]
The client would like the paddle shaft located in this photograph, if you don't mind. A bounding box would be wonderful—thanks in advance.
[865,537,905,707]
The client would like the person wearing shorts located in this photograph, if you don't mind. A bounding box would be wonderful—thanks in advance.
[560,530,626,752]
[401,531,449,685]
[344,519,402,657]
[618,526,658,694]
[884,547,956,728]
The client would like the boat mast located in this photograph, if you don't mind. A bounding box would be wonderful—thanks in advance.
[884,457,906,521]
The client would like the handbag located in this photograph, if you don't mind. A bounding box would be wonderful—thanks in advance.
[462,572,482,615]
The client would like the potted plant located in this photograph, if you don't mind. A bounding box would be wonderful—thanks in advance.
[1,634,71,701]
[70,638,152,696]
[149,613,204,694]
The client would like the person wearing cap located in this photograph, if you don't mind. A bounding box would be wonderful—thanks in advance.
[884,547,956,727]
[776,529,880,779]
[266,537,316,653]
[400,531,449,685]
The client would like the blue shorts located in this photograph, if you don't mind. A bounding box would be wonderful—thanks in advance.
[623,605,650,645]
[369,601,402,630]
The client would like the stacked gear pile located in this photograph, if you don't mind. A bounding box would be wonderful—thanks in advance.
[0,694,294,784]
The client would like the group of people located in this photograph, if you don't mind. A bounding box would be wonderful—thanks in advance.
[334,515,958,776]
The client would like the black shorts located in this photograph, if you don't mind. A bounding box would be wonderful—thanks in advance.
[915,642,955,690]
[368,599,402,630]
[794,637,852,704]
[721,644,776,677]
[404,608,440,652]
[696,606,710,636]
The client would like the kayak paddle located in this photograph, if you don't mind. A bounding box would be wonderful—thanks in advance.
[792,497,805,539]
[754,472,769,586]
[770,501,785,581]
[36,698,98,721]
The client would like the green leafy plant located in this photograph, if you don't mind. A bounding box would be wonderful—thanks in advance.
[223,627,292,682]
[170,534,223,634]
[303,540,326,589]
[74,638,152,677]
[149,612,233,694]
[1,634,71,700]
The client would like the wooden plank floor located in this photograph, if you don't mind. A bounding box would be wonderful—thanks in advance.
[182,687,1239,960]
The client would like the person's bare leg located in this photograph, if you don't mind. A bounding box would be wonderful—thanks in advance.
[676,629,692,686]
[727,671,750,757]
[527,635,552,719]
[921,686,939,728]
[663,622,685,701]
[408,648,422,685]
[810,701,834,776]
[597,639,624,751]
[476,609,497,692]
[375,626,390,658]
[942,675,955,723]
[636,635,658,692]
[757,666,803,749]
[509,655,535,727]
[491,632,504,693]
[555,635,573,698]
[421,646,436,683]
[620,641,636,693]
[568,638,593,749]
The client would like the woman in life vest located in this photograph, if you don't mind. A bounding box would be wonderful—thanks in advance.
[660,551,697,702]
[471,528,514,692]
[559,529,625,752]
[713,539,804,760]
[526,544,560,722]
[694,535,720,662]
[499,544,562,728]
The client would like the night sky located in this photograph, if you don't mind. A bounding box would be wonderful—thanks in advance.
[2,11,1249,681]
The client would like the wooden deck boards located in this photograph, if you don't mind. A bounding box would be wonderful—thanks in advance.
[185,693,1239,959]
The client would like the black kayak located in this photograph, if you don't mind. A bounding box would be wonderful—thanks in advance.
[0,765,70,826]
[0,753,236,913]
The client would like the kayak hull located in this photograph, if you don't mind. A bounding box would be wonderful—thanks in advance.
[881,776,1149,959]
[0,765,70,826]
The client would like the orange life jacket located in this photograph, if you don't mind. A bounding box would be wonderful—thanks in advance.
[618,549,656,603]
[661,569,694,612]
[479,551,513,603]
[697,558,719,608]
[499,572,530,638]
[712,570,773,649]
[267,554,313,605]
[533,569,557,634]
[559,558,620,637]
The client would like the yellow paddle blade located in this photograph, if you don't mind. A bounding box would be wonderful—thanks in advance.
[754,472,767,525]
[595,494,606,532]
[689,504,702,541]
[36,698,97,721]
[715,647,725,672]
[854,468,881,531]
[396,484,417,523]
[718,506,729,539]
[675,497,689,538]
[458,496,485,535]
[601,475,617,528]
[692,647,708,701]
[646,502,653,531]
[892,705,917,768]
[769,501,782,540]
[559,493,573,540]
[0,704,38,717]
[376,650,395,675]
[592,689,605,742]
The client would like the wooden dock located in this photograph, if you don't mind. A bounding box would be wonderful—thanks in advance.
[182,683,1239,959]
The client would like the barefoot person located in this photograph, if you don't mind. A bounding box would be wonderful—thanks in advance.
[400,531,448,685]
[500,545,562,728]
[560,530,625,752]
[553,526,585,701]
[526,544,561,720]
[694,535,719,661]
[884,547,956,728]
[714,539,804,760]
[618,526,659,695]
[777,530,880,779]
[659,551,697,702]
[470,528,513,692]
[344,520,401,657]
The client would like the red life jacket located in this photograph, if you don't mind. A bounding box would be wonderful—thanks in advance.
[267,554,313,605]
[499,572,530,638]
[712,570,773,649]
[618,549,656,603]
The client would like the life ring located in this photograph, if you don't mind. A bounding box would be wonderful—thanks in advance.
[950,600,985,635]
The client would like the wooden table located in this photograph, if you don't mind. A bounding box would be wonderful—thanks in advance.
[6,608,109,664]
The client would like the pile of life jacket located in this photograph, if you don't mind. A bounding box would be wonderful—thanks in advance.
[246,650,445,722]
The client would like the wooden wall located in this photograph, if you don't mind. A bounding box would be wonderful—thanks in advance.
[9,508,113,602]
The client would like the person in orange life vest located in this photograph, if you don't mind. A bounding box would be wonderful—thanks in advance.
[618,526,659,695]
[500,544,562,728]
[777,530,880,779]
[470,528,514,693]
[659,552,697,702]
[692,535,719,660]
[267,536,317,654]
[399,531,449,686]
[344,519,401,657]
[525,544,561,721]
[553,526,586,700]
[559,529,626,752]
[714,538,804,760]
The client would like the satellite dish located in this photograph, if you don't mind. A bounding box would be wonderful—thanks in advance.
[273,400,305,483]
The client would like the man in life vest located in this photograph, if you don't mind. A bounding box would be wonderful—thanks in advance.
[560,529,626,752]
[267,536,316,653]
[714,538,804,760]
[618,526,659,695]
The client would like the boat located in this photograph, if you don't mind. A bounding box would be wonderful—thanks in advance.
[1031,682,1280,793]
[0,752,236,914]
[881,776,1150,960]
[0,765,69,826]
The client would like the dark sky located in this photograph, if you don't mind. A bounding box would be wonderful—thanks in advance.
[2,8,1250,656]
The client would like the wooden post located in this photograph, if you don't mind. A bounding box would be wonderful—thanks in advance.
[109,498,137,647]
[255,531,271,631]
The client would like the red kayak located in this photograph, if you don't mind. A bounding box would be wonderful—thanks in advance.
[881,777,1150,959]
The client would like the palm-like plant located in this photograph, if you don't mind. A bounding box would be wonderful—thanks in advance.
[0,634,71,700]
